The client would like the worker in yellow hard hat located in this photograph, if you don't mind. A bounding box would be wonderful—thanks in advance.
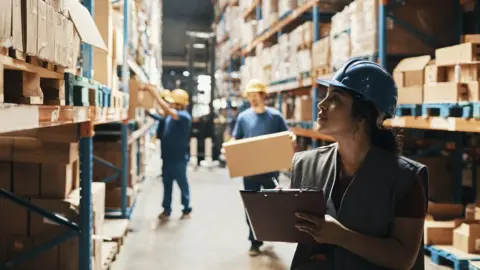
[146,88,193,221]
[229,79,295,256]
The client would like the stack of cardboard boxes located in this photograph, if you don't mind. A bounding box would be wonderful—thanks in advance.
[395,35,480,105]
[93,141,138,209]
[425,202,480,255]
[0,136,106,269]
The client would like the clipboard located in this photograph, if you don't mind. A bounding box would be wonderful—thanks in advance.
[240,189,325,244]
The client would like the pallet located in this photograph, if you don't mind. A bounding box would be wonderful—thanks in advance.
[0,48,65,105]
[64,73,111,107]
[422,103,473,118]
[103,219,129,249]
[425,245,480,270]
[395,104,422,117]
[102,241,119,270]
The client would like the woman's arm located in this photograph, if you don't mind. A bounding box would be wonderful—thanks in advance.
[338,217,424,270]
[296,175,427,269]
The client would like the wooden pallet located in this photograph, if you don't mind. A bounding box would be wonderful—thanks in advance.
[103,219,129,251]
[0,48,65,105]
[102,241,119,270]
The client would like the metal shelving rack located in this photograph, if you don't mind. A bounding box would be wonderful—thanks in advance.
[216,0,480,204]
[221,0,327,142]
[0,0,132,269]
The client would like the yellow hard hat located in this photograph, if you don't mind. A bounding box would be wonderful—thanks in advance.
[165,88,189,106]
[244,79,267,95]
[159,89,171,99]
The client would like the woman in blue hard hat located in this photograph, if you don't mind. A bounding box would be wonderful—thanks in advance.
[290,59,428,269]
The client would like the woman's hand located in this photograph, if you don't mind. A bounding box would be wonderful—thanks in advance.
[295,212,346,245]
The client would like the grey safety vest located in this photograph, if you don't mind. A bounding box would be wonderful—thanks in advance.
[290,143,428,270]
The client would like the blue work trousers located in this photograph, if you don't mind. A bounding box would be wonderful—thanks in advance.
[243,174,276,247]
[162,160,192,215]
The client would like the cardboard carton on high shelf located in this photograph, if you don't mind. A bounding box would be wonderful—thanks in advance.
[393,55,431,104]
[0,0,13,48]
[423,82,479,103]
[454,223,480,254]
[436,42,480,66]
[294,95,312,121]
[425,62,446,85]
[0,197,29,235]
[223,131,295,178]
[462,34,480,44]
[311,37,330,70]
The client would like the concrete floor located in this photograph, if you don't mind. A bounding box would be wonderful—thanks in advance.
[111,158,449,270]
[111,160,296,270]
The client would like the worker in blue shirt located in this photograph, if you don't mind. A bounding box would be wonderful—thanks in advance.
[146,88,193,221]
[230,79,295,256]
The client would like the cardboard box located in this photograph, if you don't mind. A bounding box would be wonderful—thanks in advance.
[13,162,41,196]
[40,163,74,198]
[46,4,55,62]
[397,86,423,104]
[223,131,294,178]
[425,64,446,84]
[393,55,431,87]
[37,0,47,59]
[436,43,480,66]
[0,161,12,191]
[59,237,79,270]
[428,202,464,220]
[312,37,330,68]
[462,34,480,44]
[424,220,459,245]
[423,82,469,104]
[68,182,105,235]
[29,198,79,236]
[294,95,312,121]
[453,223,480,254]
[0,197,30,235]
[0,0,13,48]
[446,64,480,83]
[25,0,38,56]
[12,0,23,52]
[13,138,79,164]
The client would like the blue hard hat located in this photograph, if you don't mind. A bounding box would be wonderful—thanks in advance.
[316,58,398,118]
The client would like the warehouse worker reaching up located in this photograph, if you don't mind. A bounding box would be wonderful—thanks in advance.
[231,79,295,256]
[146,88,193,221]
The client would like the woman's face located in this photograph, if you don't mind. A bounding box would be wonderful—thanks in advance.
[316,86,358,136]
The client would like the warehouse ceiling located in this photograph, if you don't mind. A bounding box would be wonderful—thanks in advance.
[162,0,214,67]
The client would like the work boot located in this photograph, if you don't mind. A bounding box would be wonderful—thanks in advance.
[158,211,170,221]
[180,213,191,220]
[248,244,262,257]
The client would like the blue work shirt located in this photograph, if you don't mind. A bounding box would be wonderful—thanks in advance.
[232,107,289,178]
[148,110,192,163]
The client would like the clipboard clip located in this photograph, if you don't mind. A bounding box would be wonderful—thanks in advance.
[260,177,301,192]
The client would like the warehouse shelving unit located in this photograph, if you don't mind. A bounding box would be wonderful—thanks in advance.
[0,0,138,269]
[215,0,480,268]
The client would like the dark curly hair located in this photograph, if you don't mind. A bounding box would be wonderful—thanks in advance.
[349,94,402,155]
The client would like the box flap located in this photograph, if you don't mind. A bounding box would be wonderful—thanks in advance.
[67,1,107,51]
[394,55,431,72]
